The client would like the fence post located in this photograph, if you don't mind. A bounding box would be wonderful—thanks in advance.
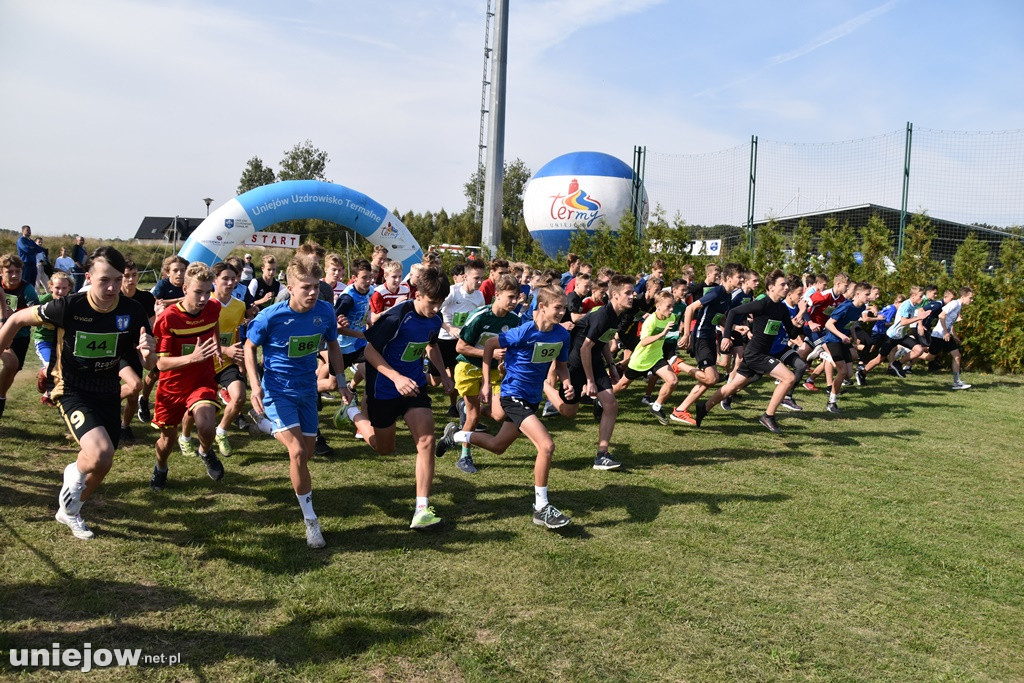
[631,145,646,239]
[746,135,758,251]
[899,121,913,257]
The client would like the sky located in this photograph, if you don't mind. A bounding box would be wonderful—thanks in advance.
[2,0,1022,240]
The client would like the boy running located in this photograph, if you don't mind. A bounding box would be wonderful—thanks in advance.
[0,247,154,539]
[930,286,974,390]
[245,256,351,548]
[0,254,40,418]
[612,290,678,424]
[446,274,522,473]
[821,282,871,413]
[336,267,453,529]
[436,259,486,417]
[150,263,225,490]
[435,285,575,529]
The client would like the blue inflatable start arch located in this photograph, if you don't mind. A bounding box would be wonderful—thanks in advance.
[178,180,424,272]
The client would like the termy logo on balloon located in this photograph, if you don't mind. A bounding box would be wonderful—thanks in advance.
[379,222,399,239]
[548,179,604,228]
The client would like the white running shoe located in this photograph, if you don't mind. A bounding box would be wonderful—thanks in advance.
[55,509,94,540]
[305,518,326,548]
[951,381,972,391]
[541,401,559,417]
[58,463,85,516]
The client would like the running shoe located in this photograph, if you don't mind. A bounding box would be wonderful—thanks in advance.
[889,362,907,378]
[198,448,225,481]
[456,397,466,426]
[219,387,231,405]
[120,425,136,445]
[410,506,442,529]
[314,431,333,456]
[780,396,803,412]
[592,399,604,422]
[541,401,559,418]
[670,408,696,426]
[435,422,458,458]
[305,518,326,548]
[951,381,972,391]
[758,413,782,434]
[55,509,94,540]
[640,395,653,406]
[650,405,670,425]
[178,435,198,458]
[856,367,867,386]
[36,368,48,394]
[695,401,708,427]
[215,432,233,457]
[446,404,459,418]
[841,379,853,387]
[593,452,622,470]
[533,504,571,529]
[826,401,840,414]
[721,396,733,411]
[456,455,479,474]
[803,380,818,392]
[137,397,152,423]
[150,465,168,491]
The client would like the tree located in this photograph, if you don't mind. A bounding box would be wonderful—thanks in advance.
[818,216,857,278]
[789,218,814,275]
[463,158,532,226]
[894,212,943,290]
[279,140,329,181]
[951,232,989,291]
[753,218,786,277]
[237,156,276,195]
[858,213,893,284]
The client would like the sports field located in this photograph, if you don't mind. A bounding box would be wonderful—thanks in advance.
[2,367,1023,681]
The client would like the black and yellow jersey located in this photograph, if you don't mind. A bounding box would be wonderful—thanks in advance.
[33,292,151,399]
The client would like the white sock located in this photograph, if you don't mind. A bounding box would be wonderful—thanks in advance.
[216,426,227,437]
[534,486,549,511]
[297,491,316,520]
[154,462,168,473]
[346,405,361,421]
[829,392,838,403]
[178,434,191,444]
[64,462,86,486]
[651,401,662,412]
[415,496,429,511]
[454,430,471,444]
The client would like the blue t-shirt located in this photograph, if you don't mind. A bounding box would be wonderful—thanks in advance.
[151,278,184,300]
[694,285,732,338]
[873,303,897,335]
[498,320,570,404]
[364,300,442,400]
[246,299,338,396]
[334,284,372,354]
[822,301,866,344]
[886,299,920,339]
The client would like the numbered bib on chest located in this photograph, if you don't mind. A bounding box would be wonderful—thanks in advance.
[531,341,562,363]
[288,334,321,358]
[763,319,782,336]
[476,331,498,348]
[711,313,725,326]
[4,293,17,311]
[598,328,616,343]
[401,341,429,362]
[74,331,119,359]
[219,332,234,346]
[452,311,470,327]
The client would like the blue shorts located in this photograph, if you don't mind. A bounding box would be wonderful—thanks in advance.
[264,390,319,437]
[35,340,55,366]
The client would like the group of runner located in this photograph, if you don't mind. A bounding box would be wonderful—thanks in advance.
[0,246,974,546]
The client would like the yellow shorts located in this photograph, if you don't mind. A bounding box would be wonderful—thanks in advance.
[454,361,502,398]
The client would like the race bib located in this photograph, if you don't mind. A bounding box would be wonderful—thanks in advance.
[763,320,781,336]
[531,342,562,363]
[598,328,617,343]
[476,331,498,348]
[219,332,234,346]
[703,286,716,295]
[288,334,321,358]
[824,306,835,315]
[452,311,470,327]
[711,313,724,326]
[181,343,196,356]
[4,293,17,312]
[73,331,118,359]
[400,341,429,362]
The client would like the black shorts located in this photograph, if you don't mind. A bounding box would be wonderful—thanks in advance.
[694,336,718,370]
[500,395,540,428]
[215,363,244,389]
[737,350,780,378]
[929,336,958,356]
[56,392,122,449]
[429,338,458,376]
[342,348,365,369]
[826,341,853,364]
[729,330,747,349]
[899,334,924,351]
[9,336,30,370]
[619,330,639,353]
[365,392,432,429]
[562,362,613,405]
[624,357,668,381]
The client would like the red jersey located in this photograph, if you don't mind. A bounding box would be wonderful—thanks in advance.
[807,288,846,327]
[479,278,496,304]
[154,299,221,395]
[369,283,412,314]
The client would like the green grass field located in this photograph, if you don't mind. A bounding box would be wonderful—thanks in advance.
[2,362,1023,681]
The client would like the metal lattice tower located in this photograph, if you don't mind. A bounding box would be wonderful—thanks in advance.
[474,0,495,222]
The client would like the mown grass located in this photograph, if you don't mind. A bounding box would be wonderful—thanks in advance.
[2,360,1023,681]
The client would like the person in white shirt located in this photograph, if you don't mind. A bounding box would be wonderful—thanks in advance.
[435,260,486,417]
[929,286,974,390]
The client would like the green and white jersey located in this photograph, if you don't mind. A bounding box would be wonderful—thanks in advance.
[456,305,521,368]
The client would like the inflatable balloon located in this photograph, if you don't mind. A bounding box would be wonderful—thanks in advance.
[178,180,423,273]
[523,151,648,258]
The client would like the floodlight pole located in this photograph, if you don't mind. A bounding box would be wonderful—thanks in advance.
[481,0,509,255]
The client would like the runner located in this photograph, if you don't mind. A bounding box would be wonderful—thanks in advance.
[0,246,154,539]
[0,254,40,418]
